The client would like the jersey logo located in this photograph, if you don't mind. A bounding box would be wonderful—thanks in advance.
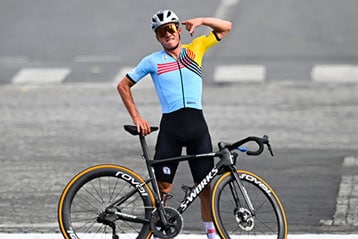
[157,49,202,77]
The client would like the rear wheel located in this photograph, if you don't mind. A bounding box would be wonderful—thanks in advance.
[58,164,155,239]
[211,170,288,239]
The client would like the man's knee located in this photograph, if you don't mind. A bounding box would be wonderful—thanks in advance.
[158,181,172,192]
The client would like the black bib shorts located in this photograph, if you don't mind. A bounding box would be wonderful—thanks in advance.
[154,108,214,184]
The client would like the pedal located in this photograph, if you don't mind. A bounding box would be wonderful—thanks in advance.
[181,184,193,198]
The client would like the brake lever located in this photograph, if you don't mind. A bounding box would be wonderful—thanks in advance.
[267,143,275,157]
[262,135,274,156]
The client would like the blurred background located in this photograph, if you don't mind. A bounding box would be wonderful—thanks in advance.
[0,0,358,236]
[1,0,358,84]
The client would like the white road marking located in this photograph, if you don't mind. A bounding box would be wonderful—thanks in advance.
[311,65,358,83]
[214,65,266,82]
[12,68,70,84]
[321,156,358,227]
[6,64,358,85]
[343,156,358,167]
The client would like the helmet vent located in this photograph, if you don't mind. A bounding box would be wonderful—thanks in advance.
[157,13,164,21]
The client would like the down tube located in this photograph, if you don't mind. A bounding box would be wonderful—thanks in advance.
[177,167,219,213]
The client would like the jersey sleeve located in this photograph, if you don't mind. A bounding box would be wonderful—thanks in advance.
[126,55,153,83]
[185,31,220,67]
[199,31,221,49]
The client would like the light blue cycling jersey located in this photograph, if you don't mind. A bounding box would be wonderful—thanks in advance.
[127,31,220,114]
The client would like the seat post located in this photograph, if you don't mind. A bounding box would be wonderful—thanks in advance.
[139,135,163,204]
[139,135,151,161]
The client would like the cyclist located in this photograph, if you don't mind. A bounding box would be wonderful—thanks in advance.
[117,10,231,239]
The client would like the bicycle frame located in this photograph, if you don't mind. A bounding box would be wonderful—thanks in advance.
[138,134,256,217]
[104,132,257,226]
[149,151,218,213]
[59,125,286,239]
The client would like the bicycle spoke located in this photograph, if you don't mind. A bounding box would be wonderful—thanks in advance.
[108,176,121,202]
[90,178,105,204]
[75,193,102,211]
[212,171,286,239]
[59,166,153,239]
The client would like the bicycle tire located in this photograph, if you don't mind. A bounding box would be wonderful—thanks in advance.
[58,164,155,239]
[211,170,288,239]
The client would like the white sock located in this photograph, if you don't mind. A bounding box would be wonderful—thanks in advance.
[203,222,217,239]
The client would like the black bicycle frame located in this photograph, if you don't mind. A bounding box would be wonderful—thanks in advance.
[108,135,256,224]
[142,133,256,216]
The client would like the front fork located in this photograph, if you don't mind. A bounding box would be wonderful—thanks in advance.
[229,164,256,217]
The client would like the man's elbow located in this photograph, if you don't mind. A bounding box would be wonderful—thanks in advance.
[217,20,232,40]
[117,78,130,95]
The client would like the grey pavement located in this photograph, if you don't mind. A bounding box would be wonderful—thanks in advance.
[1,0,358,236]
[2,0,358,84]
[1,81,358,234]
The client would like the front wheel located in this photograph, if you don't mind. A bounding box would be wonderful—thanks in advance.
[58,164,155,239]
[211,170,288,239]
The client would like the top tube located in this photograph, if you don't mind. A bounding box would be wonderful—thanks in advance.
[123,124,273,160]
[147,152,217,167]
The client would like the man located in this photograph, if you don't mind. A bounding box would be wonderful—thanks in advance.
[117,10,231,239]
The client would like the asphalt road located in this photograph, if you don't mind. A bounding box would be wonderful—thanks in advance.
[1,82,358,234]
[1,0,358,236]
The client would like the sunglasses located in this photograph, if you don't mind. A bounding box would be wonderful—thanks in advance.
[156,23,178,38]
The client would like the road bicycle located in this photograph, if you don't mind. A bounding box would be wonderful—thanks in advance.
[58,125,288,239]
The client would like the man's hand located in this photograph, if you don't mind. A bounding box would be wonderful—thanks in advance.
[182,17,232,39]
[182,18,204,36]
[133,116,151,136]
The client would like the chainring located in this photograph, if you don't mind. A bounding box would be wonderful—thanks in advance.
[150,207,183,239]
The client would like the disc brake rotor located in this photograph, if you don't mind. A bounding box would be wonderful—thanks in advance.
[235,208,255,231]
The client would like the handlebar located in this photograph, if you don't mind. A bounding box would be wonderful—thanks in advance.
[218,135,274,156]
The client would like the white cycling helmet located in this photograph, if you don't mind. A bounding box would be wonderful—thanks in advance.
[151,10,180,31]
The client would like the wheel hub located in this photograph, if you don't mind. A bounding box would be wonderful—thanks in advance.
[235,208,255,231]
